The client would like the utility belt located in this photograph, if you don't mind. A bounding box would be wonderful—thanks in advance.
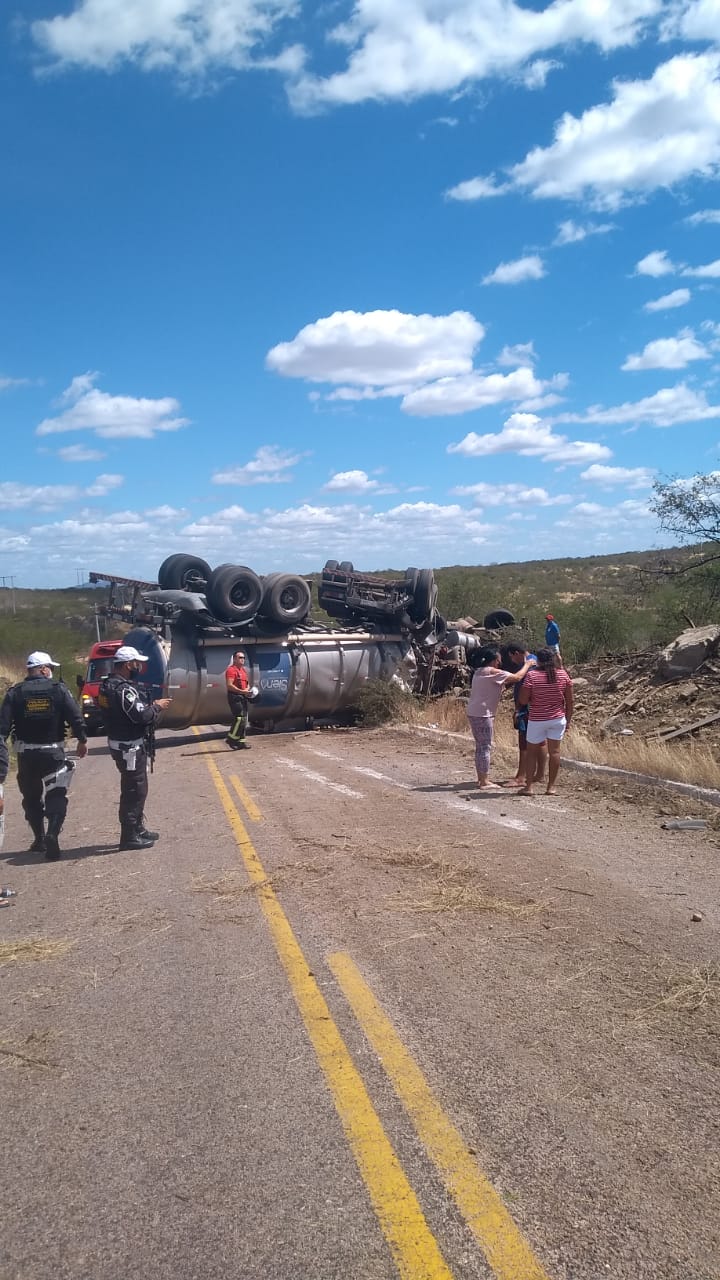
[14,741,65,753]
[108,738,145,770]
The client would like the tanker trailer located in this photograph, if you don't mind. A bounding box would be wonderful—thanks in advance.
[120,622,417,731]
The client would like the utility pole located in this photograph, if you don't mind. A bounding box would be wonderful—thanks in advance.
[0,574,17,614]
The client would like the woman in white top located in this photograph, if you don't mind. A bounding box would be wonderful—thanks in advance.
[466,645,536,788]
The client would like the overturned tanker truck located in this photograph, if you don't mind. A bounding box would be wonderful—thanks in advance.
[88,554,461,732]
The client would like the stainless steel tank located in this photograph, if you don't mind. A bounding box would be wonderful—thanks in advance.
[123,624,416,729]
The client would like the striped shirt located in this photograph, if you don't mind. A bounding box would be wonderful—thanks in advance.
[523,668,572,721]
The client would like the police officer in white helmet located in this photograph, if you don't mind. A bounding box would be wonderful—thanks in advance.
[98,646,171,851]
[0,651,88,859]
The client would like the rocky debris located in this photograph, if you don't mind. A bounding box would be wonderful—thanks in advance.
[568,625,720,749]
[657,625,720,680]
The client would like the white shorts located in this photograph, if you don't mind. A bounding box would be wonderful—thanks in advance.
[527,716,567,745]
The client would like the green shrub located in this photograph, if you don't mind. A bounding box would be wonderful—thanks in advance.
[350,679,416,727]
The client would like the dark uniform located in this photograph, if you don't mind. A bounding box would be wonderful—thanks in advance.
[0,675,87,858]
[99,672,161,846]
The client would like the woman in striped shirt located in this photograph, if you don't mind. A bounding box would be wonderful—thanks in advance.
[516,647,574,797]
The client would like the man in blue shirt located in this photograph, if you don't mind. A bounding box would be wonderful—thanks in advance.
[545,614,561,655]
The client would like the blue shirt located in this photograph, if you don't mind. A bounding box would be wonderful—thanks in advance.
[545,620,560,646]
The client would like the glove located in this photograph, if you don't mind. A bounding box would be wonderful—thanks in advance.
[247,685,260,700]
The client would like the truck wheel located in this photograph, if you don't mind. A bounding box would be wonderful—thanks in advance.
[158,554,211,591]
[339,560,354,573]
[410,568,437,622]
[483,608,515,630]
[323,559,339,572]
[404,567,419,595]
[207,564,263,622]
[263,573,312,625]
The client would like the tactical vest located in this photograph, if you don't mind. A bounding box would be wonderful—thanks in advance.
[99,674,151,740]
[11,678,66,745]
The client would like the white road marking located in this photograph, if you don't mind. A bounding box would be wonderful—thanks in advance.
[308,748,529,832]
[275,756,364,799]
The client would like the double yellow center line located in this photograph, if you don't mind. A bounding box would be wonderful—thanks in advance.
[200,740,551,1280]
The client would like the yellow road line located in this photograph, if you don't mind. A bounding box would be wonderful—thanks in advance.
[229,774,263,823]
[198,743,454,1280]
[328,951,552,1280]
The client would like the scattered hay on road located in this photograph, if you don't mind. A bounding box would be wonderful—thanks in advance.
[633,963,720,1021]
[0,938,75,967]
[389,858,546,919]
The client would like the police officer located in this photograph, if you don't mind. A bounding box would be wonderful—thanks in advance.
[0,651,88,860]
[99,645,171,851]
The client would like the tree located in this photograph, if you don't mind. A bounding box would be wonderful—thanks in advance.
[651,472,720,570]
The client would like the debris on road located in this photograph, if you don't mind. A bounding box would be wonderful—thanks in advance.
[661,819,708,831]
[691,912,704,923]
[0,887,18,898]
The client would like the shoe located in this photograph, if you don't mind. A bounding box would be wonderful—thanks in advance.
[119,833,155,851]
[225,737,241,750]
[137,828,159,842]
[29,836,46,854]
[237,740,250,750]
[44,834,61,861]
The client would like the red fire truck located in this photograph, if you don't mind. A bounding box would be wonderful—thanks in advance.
[77,639,122,735]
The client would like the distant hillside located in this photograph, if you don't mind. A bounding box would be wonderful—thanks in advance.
[1,544,717,673]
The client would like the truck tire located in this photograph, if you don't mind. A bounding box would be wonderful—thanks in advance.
[323,559,339,572]
[339,560,354,573]
[483,608,515,630]
[404,567,419,595]
[158,554,211,591]
[410,568,437,622]
[207,564,263,623]
[261,573,312,625]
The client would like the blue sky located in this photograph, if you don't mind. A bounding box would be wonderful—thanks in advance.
[2,0,720,587]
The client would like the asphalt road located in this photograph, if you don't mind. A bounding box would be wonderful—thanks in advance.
[1,724,718,1280]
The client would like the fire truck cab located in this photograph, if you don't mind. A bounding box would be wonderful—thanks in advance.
[78,640,122,734]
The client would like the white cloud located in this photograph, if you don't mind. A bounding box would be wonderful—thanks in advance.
[685,208,720,225]
[145,505,189,520]
[643,288,691,311]
[0,474,123,510]
[33,0,300,75]
[520,58,561,90]
[324,470,379,493]
[401,367,549,416]
[683,258,720,278]
[482,255,545,285]
[57,444,106,462]
[452,53,720,211]
[662,0,720,42]
[289,0,661,112]
[557,498,651,525]
[447,411,612,464]
[553,219,615,245]
[496,341,537,367]
[0,375,31,391]
[266,309,484,387]
[212,445,301,485]
[622,328,711,370]
[580,463,655,488]
[635,250,679,277]
[445,174,511,201]
[452,481,571,506]
[36,373,189,439]
[554,383,720,428]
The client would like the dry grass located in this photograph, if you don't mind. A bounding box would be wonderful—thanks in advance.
[191,859,331,902]
[569,727,720,791]
[633,962,720,1021]
[0,938,75,967]
[364,845,546,918]
[415,696,720,792]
